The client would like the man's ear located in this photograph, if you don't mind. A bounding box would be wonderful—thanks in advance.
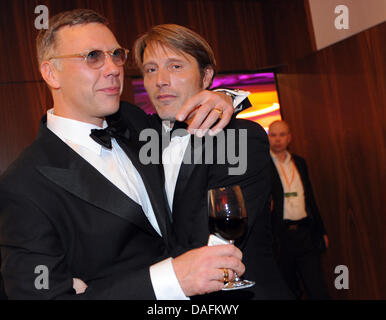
[202,67,214,89]
[40,61,60,89]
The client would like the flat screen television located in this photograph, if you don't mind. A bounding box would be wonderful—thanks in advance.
[131,71,281,131]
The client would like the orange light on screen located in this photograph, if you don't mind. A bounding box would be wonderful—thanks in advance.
[236,88,282,131]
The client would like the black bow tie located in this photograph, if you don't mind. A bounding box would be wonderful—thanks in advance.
[169,120,189,138]
[160,120,189,151]
[90,123,130,149]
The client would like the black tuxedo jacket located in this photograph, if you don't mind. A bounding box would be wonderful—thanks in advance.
[144,113,294,300]
[0,104,174,299]
[270,154,327,248]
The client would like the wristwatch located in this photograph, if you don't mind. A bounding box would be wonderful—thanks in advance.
[213,88,250,112]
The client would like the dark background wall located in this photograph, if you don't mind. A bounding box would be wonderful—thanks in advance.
[0,0,384,299]
[276,22,385,299]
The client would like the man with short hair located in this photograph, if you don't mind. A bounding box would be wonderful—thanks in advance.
[268,120,329,299]
[129,24,294,299]
[0,9,244,299]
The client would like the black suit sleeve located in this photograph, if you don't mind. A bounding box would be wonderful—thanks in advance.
[299,158,327,236]
[208,118,271,189]
[0,191,156,300]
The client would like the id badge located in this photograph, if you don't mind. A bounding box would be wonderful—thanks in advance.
[284,192,298,198]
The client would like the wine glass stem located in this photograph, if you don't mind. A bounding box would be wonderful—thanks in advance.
[228,240,241,282]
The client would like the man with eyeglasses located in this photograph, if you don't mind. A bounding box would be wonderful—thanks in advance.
[0,9,245,299]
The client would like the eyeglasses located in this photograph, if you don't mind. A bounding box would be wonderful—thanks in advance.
[49,48,129,69]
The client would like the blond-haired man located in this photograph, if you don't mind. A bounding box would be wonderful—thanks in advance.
[128,24,293,299]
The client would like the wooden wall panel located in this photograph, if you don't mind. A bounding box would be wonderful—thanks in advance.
[0,0,268,82]
[276,22,386,299]
[260,0,314,67]
[0,81,49,174]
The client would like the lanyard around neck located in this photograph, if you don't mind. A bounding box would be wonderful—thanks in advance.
[278,159,296,190]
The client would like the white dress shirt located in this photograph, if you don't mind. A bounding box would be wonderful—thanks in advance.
[270,151,308,221]
[44,90,248,299]
[162,89,250,210]
[46,109,187,300]
[162,123,191,210]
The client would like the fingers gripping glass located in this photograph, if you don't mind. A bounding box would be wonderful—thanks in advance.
[208,185,255,290]
[49,48,129,69]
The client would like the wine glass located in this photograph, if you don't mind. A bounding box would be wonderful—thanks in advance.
[208,185,255,290]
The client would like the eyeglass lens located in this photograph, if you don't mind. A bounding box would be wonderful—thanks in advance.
[86,48,127,68]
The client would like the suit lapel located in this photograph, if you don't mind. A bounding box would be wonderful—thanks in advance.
[293,156,306,187]
[103,113,173,242]
[114,135,172,243]
[172,135,205,213]
[37,164,158,237]
[173,169,195,215]
[155,118,197,221]
[36,121,160,238]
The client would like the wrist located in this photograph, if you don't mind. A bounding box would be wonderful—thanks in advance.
[213,88,250,110]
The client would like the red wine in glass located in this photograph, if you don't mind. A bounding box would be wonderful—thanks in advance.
[208,216,247,241]
[208,185,255,290]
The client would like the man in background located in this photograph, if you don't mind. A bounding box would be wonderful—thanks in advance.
[268,120,329,299]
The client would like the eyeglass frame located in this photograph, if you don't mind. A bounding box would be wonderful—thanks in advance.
[48,48,130,69]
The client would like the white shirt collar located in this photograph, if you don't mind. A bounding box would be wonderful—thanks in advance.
[270,150,291,164]
[161,120,190,139]
[46,108,108,155]
[162,120,173,133]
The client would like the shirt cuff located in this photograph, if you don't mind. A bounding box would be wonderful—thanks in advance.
[213,88,250,109]
[150,257,190,300]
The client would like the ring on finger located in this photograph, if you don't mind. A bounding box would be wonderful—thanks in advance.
[213,107,223,118]
[223,268,229,283]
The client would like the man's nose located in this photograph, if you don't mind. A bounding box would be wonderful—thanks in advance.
[156,68,170,88]
[103,54,121,77]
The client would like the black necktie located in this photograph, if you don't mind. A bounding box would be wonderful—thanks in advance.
[90,123,130,149]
